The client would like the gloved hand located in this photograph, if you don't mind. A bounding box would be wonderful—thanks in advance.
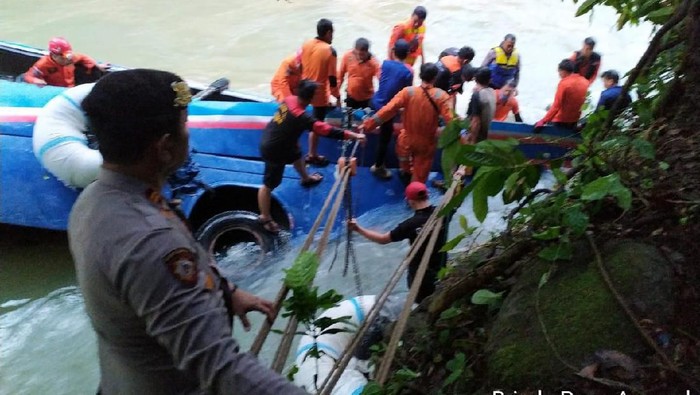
[533,120,546,134]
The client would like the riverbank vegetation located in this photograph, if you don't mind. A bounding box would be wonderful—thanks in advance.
[364,0,700,393]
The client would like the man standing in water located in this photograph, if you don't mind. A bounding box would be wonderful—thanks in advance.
[481,34,520,89]
[338,37,380,110]
[570,37,602,86]
[349,181,447,303]
[68,69,306,395]
[463,67,497,145]
[388,6,428,67]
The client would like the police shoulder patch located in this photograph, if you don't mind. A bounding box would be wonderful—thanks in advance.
[163,248,198,286]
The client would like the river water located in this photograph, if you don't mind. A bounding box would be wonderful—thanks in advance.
[0,1,651,393]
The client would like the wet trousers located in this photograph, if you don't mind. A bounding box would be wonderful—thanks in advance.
[396,129,436,183]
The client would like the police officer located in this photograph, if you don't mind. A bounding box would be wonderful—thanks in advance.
[68,69,306,395]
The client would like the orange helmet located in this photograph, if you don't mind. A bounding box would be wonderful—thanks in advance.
[48,37,72,56]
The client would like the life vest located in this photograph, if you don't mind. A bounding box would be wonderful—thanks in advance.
[399,21,426,65]
[488,46,519,88]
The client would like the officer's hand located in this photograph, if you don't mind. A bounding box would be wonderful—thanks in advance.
[348,218,359,232]
[231,289,275,331]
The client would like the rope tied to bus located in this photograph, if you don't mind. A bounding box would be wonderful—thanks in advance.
[317,165,466,395]
[250,137,362,372]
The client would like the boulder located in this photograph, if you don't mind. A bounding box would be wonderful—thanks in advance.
[485,239,673,388]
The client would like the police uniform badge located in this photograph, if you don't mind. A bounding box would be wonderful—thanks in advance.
[164,248,198,286]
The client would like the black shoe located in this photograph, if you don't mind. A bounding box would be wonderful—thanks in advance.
[398,171,412,186]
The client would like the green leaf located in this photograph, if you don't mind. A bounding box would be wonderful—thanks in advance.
[472,183,488,223]
[538,272,550,288]
[444,353,466,385]
[563,204,589,236]
[646,6,674,23]
[538,242,573,262]
[361,382,384,395]
[440,181,473,216]
[532,226,561,240]
[283,251,319,289]
[471,289,504,306]
[632,137,655,159]
[440,233,466,252]
[439,306,463,320]
[552,168,568,185]
[581,173,631,210]
[659,161,670,170]
[459,215,468,232]
[575,0,598,16]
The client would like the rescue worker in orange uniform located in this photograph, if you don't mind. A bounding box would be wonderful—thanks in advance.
[493,79,523,122]
[270,49,302,103]
[435,46,474,95]
[338,38,381,109]
[301,18,341,166]
[361,63,454,184]
[534,59,589,132]
[388,6,427,67]
[24,37,104,88]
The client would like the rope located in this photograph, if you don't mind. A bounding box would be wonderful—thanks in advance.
[318,166,465,394]
[250,160,351,356]
[270,168,352,373]
[268,140,360,371]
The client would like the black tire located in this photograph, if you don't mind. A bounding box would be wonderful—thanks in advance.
[195,210,277,273]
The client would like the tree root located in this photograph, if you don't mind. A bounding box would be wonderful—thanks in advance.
[427,240,533,321]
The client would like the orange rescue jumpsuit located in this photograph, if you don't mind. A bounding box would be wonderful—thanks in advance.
[301,38,340,107]
[493,90,521,121]
[24,54,97,87]
[540,73,589,124]
[388,19,426,66]
[363,84,453,183]
[338,50,380,102]
[270,54,302,103]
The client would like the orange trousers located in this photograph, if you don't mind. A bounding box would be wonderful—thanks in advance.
[396,129,436,183]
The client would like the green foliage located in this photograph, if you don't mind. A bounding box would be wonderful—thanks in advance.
[471,289,504,308]
[581,173,632,210]
[441,138,541,223]
[286,364,299,381]
[439,118,470,183]
[283,251,319,289]
[440,215,476,252]
[439,306,464,320]
[443,353,467,386]
[570,0,682,29]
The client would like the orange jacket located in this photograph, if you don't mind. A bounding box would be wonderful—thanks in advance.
[363,84,453,147]
[301,38,339,107]
[270,54,302,103]
[388,19,426,66]
[493,90,520,121]
[541,73,589,124]
[24,54,97,87]
[338,50,380,102]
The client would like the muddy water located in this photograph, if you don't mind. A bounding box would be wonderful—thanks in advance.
[0,0,652,393]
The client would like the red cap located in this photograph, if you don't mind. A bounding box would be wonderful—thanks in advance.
[48,37,72,56]
[405,182,428,201]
